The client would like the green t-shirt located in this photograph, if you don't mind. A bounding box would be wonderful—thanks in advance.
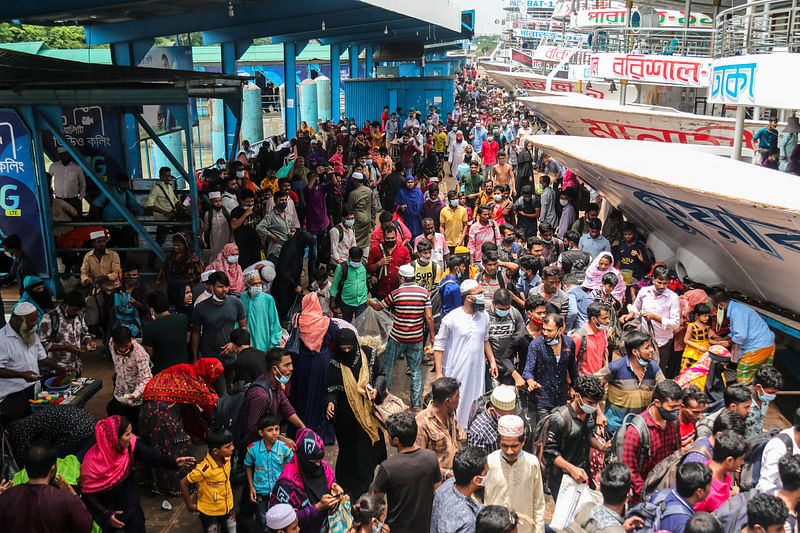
[142,313,190,374]
[462,172,485,196]
[330,262,369,307]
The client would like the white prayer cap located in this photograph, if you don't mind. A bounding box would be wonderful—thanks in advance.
[491,386,517,411]
[201,269,216,282]
[89,230,108,241]
[265,503,297,530]
[12,301,37,317]
[208,191,222,199]
[351,172,364,180]
[261,265,276,283]
[460,278,479,295]
[398,264,415,279]
[243,269,260,283]
[497,415,525,438]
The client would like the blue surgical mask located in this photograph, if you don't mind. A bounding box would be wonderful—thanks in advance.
[495,308,510,317]
[212,294,225,303]
[758,386,776,402]
[637,357,649,366]
[418,256,430,264]
[365,159,372,165]
[274,367,291,384]
[474,294,486,306]
[546,337,559,346]
[227,255,239,264]
[578,396,597,415]
[344,219,355,227]
[249,286,262,297]
[349,260,362,269]
[450,199,459,207]
[500,449,519,462]
[372,521,384,533]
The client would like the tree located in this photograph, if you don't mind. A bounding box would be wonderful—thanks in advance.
[0,23,87,48]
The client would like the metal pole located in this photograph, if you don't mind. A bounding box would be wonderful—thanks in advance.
[683,0,692,53]
[732,105,746,160]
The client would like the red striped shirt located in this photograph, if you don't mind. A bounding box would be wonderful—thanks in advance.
[382,284,431,343]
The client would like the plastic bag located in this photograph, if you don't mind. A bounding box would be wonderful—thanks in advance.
[353,307,393,354]
[550,474,603,530]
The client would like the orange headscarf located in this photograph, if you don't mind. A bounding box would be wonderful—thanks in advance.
[143,358,224,410]
[297,293,331,352]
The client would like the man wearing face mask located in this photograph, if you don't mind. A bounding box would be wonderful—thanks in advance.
[220,175,240,212]
[448,130,468,179]
[486,290,526,390]
[200,191,233,260]
[257,190,299,263]
[481,415,545,533]
[570,300,611,374]
[744,364,783,439]
[434,279,499,428]
[240,270,281,351]
[366,226,410,300]
[39,289,96,371]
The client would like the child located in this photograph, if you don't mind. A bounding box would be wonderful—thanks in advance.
[682,303,729,371]
[413,240,437,291]
[693,430,746,513]
[108,325,152,433]
[245,415,294,533]
[458,192,473,223]
[311,266,332,316]
[181,429,237,533]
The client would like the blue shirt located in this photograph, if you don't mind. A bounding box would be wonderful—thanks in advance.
[440,275,462,316]
[727,301,775,353]
[753,127,779,150]
[92,186,145,221]
[650,489,694,533]
[515,274,542,300]
[566,285,592,331]
[523,334,578,408]
[683,436,713,464]
[430,477,482,533]
[578,233,612,259]
[244,438,294,495]
[470,127,487,152]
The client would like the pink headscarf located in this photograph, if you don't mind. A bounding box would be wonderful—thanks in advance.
[208,242,245,293]
[80,415,137,493]
[297,293,332,352]
[581,251,626,302]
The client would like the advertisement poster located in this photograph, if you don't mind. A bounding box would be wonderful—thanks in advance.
[0,109,45,271]
[138,46,194,138]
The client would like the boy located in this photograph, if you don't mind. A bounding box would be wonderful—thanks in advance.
[413,239,438,291]
[649,461,712,533]
[742,493,788,533]
[311,266,332,316]
[567,463,643,533]
[694,430,746,513]
[182,429,237,533]
[246,415,294,533]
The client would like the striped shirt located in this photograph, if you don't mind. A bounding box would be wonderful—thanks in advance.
[595,356,665,434]
[382,283,431,343]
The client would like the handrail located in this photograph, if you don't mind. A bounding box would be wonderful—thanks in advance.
[714,0,800,56]
[590,27,716,57]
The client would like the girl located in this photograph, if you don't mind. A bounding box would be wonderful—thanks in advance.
[350,493,389,533]
[682,303,729,371]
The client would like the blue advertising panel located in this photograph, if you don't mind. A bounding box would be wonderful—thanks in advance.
[0,109,45,271]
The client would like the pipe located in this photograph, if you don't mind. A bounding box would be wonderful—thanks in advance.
[732,105,746,161]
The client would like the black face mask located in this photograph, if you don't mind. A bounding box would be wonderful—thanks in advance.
[384,239,397,249]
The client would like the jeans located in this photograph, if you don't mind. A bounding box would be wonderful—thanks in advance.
[254,494,269,533]
[384,338,424,407]
[341,302,366,323]
[307,229,327,281]
[199,511,236,533]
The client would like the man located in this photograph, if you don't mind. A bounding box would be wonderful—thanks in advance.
[190,271,246,388]
[441,190,469,254]
[49,146,86,213]
[257,190,298,262]
[614,222,650,282]
[529,266,569,317]
[201,191,233,260]
[648,462,712,533]
[514,185,540,239]
[745,364,784,439]
[0,443,93,532]
[595,330,666,434]
[543,375,607,500]
[367,225,411,299]
[570,301,610,375]
[230,189,263,268]
[487,290,526,388]
[468,204,502,265]
[756,406,800,494]
[142,291,190,374]
[468,385,517,453]
[754,118,780,162]
[38,289,96,371]
[475,251,512,306]
[440,256,465,317]
[695,383,752,439]
[491,152,515,193]
[330,246,369,322]
[712,291,776,384]
[558,230,592,281]
[462,161,485,210]
[480,132,499,180]
[775,455,800,533]
[329,210,357,266]
[540,154,564,179]
[557,189,577,240]
[385,111,401,144]
[416,217,449,272]
[229,329,267,384]
[146,166,182,248]
[434,280,498,427]
[0,234,36,298]
[515,255,542,301]
[79,230,121,291]
[416,377,467,477]
[622,264,680,376]
[470,121,487,153]
[523,313,578,425]
[568,463,643,533]
[621,379,683,503]
[367,264,434,409]
[403,110,420,132]
[539,222,564,266]
[448,130,469,178]
[678,386,710,451]
[579,219,612,259]
[346,172,375,252]
[220,175,240,212]
[571,202,601,236]
[693,430,746,513]
[0,303,74,423]
[742,493,789,533]
[370,412,442,533]
[538,174,558,227]
[482,415,545,533]
[516,119,533,140]
[430,447,487,533]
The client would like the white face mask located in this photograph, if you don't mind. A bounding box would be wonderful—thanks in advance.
[236,170,244,178]
[559,198,568,206]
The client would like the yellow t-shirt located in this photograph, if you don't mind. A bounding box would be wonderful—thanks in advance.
[414,259,436,290]
[440,205,468,247]
[434,132,447,153]
[186,453,233,516]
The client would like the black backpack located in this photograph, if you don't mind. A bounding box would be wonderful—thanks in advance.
[740,429,793,491]
[608,412,679,472]
[216,378,272,452]
[562,250,591,279]
[625,488,694,533]
[533,405,572,478]
[431,277,457,333]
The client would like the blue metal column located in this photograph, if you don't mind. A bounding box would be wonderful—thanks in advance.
[365,45,374,78]
[349,44,359,78]
[284,42,298,139]
[330,43,341,122]
[221,42,239,159]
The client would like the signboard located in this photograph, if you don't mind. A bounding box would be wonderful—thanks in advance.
[138,46,194,138]
[708,53,800,109]
[591,53,711,86]
[568,64,593,81]
[575,8,712,28]
[512,48,535,68]
[0,109,45,271]
[506,0,557,9]
[513,28,588,43]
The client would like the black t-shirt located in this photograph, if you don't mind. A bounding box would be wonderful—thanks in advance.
[233,347,268,384]
[142,313,190,374]
[370,448,442,533]
[230,206,262,266]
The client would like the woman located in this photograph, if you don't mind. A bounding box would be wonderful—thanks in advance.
[167,279,193,317]
[138,358,224,495]
[80,415,195,533]
[14,275,54,322]
[581,251,626,304]
[394,176,425,237]
[241,270,282,351]
[290,293,339,444]
[273,231,314,321]
[207,242,245,294]
[269,428,343,533]
[676,345,731,404]
[350,493,388,533]
[516,142,534,197]
[420,150,442,182]
[299,121,315,136]
[325,329,387,497]
[161,232,204,286]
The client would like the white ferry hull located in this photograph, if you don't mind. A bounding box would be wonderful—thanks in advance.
[486,69,639,102]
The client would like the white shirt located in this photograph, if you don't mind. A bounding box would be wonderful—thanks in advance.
[221,191,239,212]
[632,286,680,347]
[403,118,420,131]
[330,224,357,263]
[483,450,546,533]
[0,322,48,402]
[48,161,86,199]
[756,427,800,494]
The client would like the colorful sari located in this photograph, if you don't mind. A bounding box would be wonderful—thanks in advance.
[676,345,730,404]
[737,345,776,384]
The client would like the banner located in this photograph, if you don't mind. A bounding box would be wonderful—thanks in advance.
[575,8,712,28]
[0,109,45,271]
[138,46,194,138]
[512,48,535,68]
[512,28,588,44]
[591,53,711,86]
[533,45,577,62]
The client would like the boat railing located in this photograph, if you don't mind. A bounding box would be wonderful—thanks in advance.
[714,0,800,56]
[590,27,716,57]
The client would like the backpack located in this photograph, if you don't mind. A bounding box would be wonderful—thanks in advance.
[712,492,754,533]
[110,291,142,338]
[625,489,694,533]
[431,277,457,333]
[216,378,273,452]
[607,413,652,468]
[533,405,572,476]
[641,441,712,502]
[334,261,350,308]
[740,429,793,491]
[569,328,588,374]
[562,250,591,279]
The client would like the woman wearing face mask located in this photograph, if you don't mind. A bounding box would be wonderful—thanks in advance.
[288,293,339,445]
[207,242,244,294]
[240,270,281,351]
[325,328,388,497]
[581,252,626,304]
[394,176,425,238]
[350,493,389,533]
[14,275,55,323]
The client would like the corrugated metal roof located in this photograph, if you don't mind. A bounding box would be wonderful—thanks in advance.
[192,44,352,64]
[39,48,112,64]
[0,41,46,54]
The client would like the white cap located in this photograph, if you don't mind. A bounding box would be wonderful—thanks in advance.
[89,230,107,241]
[208,191,221,199]
[491,386,517,411]
[265,504,297,530]
[243,269,260,283]
[497,415,525,438]
[13,301,37,317]
[260,265,276,283]
[351,172,364,180]
[398,264,415,279]
[460,278,479,295]
[201,269,216,282]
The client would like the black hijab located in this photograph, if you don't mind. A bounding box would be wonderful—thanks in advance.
[295,428,328,504]
[332,328,361,369]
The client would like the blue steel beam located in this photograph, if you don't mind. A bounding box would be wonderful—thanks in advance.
[284,42,298,139]
[365,45,374,78]
[270,17,417,44]
[0,1,132,18]
[349,44,360,79]
[330,42,342,123]
[321,26,462,45]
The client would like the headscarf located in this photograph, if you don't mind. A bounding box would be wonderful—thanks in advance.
[167,280,193,317]
[298,292,332,353]
[581,251,625,302]
[394,176,425,236]
[164,232,205,286]
[15,276,53,321]
[208,242,245,293]
[332,329,381,444]
[142,358,224,410]
[332,328,360,368]
[294,428,328,504]
[80,415,136,493]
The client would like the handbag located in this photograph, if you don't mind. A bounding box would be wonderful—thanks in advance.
[327,493,353,533]
[372,392,408,426]
[284,314,301,355]
[158,184,191,221]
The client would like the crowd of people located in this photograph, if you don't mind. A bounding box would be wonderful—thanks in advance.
[0,64,795,533]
